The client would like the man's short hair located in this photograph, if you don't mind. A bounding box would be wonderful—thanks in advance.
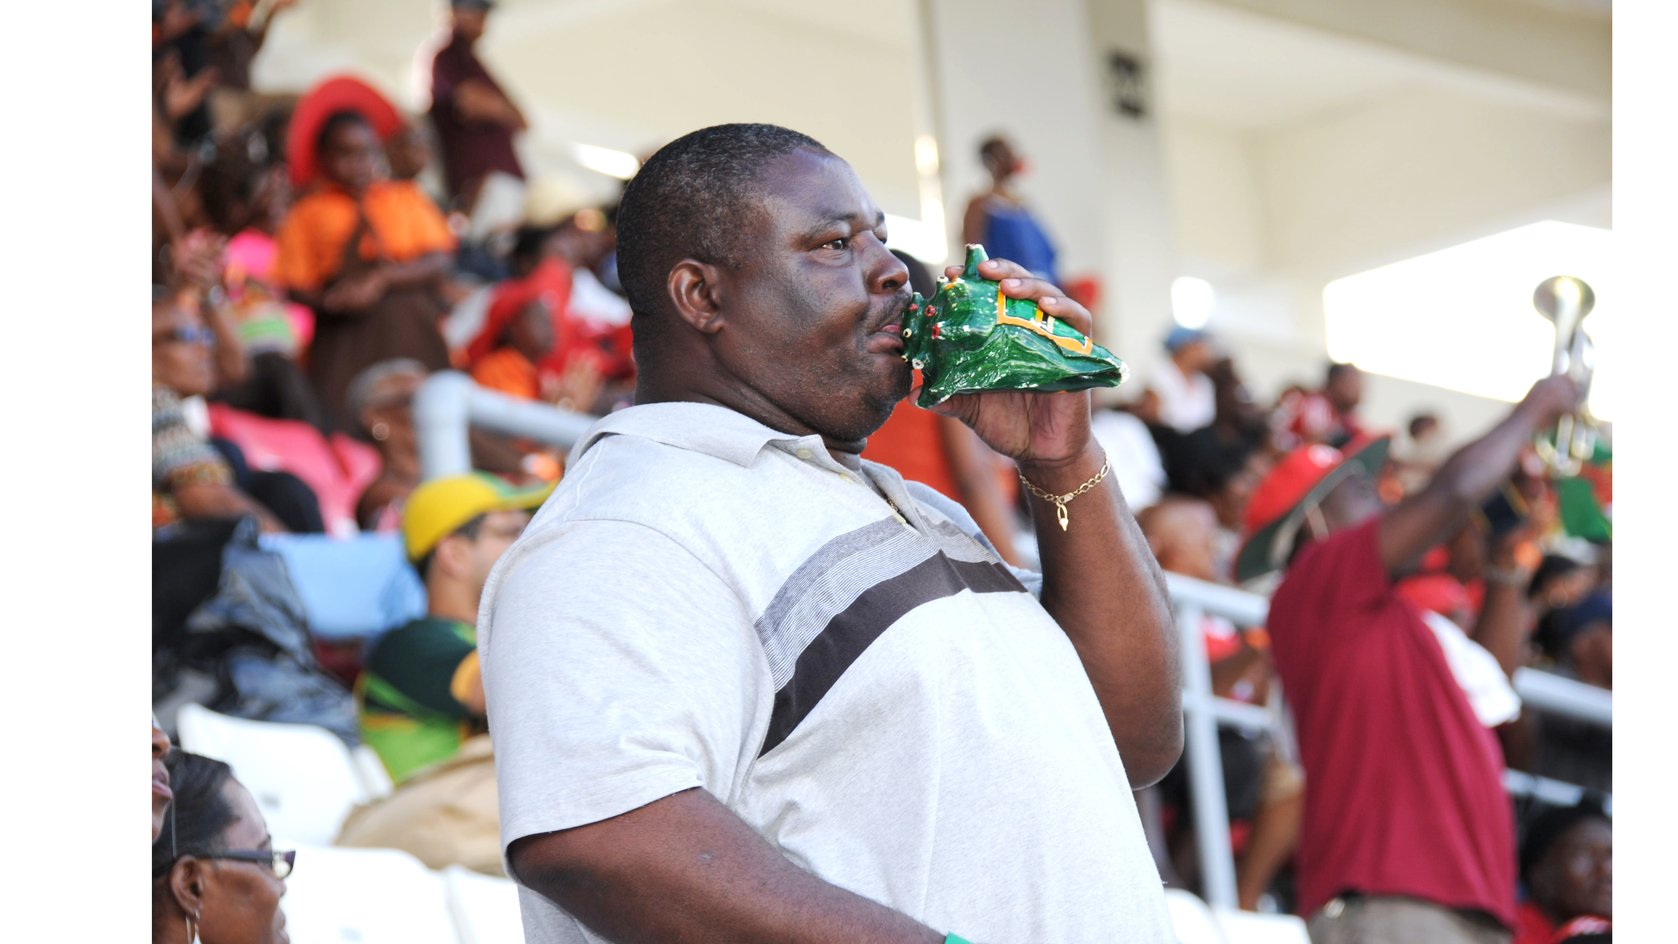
[615,123,830,324]
[1326,361,1358,386]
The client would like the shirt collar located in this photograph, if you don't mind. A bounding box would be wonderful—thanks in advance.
[571,402,830,469]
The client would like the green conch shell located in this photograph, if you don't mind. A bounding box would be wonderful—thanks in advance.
[900,244,1129,408]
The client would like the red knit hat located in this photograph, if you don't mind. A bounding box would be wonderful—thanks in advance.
[1234,435,1391,582]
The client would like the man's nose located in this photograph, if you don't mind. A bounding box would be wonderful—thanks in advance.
[152,718,172,759]
[868,236,909,295]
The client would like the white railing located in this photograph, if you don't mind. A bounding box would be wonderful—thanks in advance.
[1165,571,1613,910]
[413,371,597,480]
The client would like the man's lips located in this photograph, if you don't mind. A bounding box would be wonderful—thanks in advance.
[868,322,904,353]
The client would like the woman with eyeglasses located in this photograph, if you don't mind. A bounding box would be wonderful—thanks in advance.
[152,751,292,944]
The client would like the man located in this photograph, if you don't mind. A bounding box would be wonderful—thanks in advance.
[1142,326,1218,433]
[427,0,527,230]
[1137,497,1302,911]
[357,472,550,783]
[1234,374,1580,944]
[479,124,1182,943]
[1513,797,1611,944]
[960,134,1060,285]
[1277,361,1365,449]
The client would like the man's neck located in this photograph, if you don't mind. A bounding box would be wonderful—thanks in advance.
[428,581,481,626]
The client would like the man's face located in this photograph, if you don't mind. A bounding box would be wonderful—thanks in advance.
[460,509,529,595]
[1535,818,1612,920]
[1319,469,1383,532]
[712,149,912,450]
[153,299,216,396]
[452,7,487,42]
[1328,367,1364,412]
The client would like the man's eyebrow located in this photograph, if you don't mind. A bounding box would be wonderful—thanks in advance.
[804,209,887,235]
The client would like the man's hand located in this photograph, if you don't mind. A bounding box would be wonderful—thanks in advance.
[169,229,228,294]
[1519,373,1585,429]
[928,256,1094,467]
[930,257,1183,788]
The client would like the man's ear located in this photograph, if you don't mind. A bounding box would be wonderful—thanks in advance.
[433,533,470,581]
[667,259,727,335]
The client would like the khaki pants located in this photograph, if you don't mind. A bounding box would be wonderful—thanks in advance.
[1307,895,1510,944]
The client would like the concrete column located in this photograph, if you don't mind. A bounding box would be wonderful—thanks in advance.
[920,0,1181,396]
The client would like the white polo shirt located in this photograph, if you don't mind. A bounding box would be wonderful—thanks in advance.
[478,402,1171,943]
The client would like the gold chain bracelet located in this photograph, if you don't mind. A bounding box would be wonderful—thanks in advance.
[1018,453,1111,532]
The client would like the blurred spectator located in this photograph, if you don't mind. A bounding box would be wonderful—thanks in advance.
[1156,427,1264,580]
[470,288,560,401]
[152,751,293,944]
[1239,375,1579,942]
[1090,405,1167,513]
[1515,797,1611,944]
[428,0,528,236]
[204,0,299,127]
[197,123,327,430]
[153,1,220,146]
[961,133,1059,284]
[385,120,447,211]
[348,359,428,531]
[1139,497,1303,911]
[153,289,316,536]
[1391,411,1448,495]
[345,358,537,531]
[275,106,456,430]
[1207,354,1271,455]
[152,716,175,843]
[339,474,550,872]
[864,249,1023,564]
[1141,326,1217,433]
[1542,590,1611,691]
[1274,361,1365,450]
[356,473,550,782]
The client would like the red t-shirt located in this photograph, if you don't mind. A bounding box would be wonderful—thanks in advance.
[1267,518,1516,928]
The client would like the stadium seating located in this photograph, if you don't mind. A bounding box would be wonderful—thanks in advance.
[175,704,389,846]
[283,844,458,944]
[443,865,525,944]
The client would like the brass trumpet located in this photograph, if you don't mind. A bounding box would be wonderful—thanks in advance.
[1532,275,1598,476]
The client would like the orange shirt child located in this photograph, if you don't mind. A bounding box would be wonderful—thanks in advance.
[274,180,455,294]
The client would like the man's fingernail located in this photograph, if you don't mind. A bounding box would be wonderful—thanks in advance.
[1002,278,1020,288]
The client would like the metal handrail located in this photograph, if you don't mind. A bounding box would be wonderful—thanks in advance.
[1164,571,1613,910]
[413,371,596,480]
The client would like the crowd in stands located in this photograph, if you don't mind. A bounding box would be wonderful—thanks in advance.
[150,2,1612,940]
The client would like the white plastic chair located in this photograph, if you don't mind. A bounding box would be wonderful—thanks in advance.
[443,865,524,944]
[1212,906,1311,944]
[175,704,385,846]
[282,845,458,944]
[1164,888,1227,944]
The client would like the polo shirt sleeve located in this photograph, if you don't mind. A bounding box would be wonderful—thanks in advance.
[480,518,769,853]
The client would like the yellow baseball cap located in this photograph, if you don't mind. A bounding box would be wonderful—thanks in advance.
[402,472,554,562]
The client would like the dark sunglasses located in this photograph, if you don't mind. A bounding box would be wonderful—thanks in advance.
[155,325,217,347]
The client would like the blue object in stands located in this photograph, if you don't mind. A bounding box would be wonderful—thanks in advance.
[260,533,427,643]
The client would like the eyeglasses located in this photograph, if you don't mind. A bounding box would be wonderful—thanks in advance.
[199,849,296,880]
[154,325,216,347]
